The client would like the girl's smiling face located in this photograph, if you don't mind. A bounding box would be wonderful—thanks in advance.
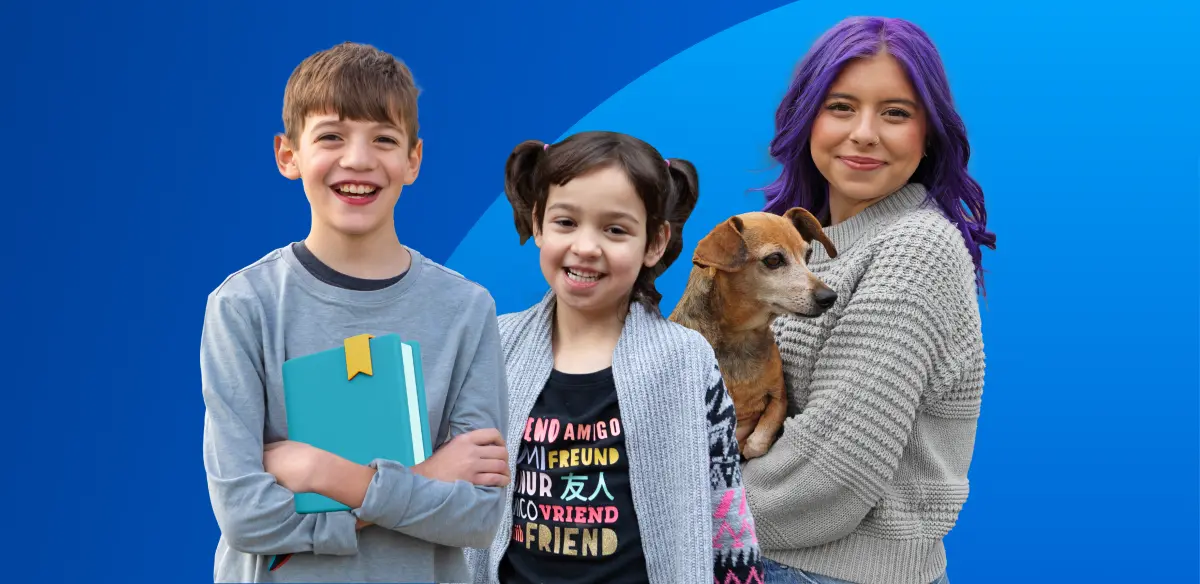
[534,165,667,319]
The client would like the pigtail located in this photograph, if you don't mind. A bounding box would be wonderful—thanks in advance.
[656,158,699,276]
[632,157,700,314]
[504,140,547,245]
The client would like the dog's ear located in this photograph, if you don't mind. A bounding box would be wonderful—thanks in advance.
[693,216,750,272]
[784,207,837,259]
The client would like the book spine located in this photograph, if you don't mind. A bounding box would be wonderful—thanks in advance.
[401,342,433,463]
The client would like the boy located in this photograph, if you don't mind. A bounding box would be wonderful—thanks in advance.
[200,42,510,583]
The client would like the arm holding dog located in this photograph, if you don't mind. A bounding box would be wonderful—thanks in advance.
[743,222,984,548]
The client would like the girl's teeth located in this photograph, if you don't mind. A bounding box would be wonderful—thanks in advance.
[566,269,601,283]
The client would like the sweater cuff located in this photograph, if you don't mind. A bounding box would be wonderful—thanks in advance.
[352,459,415,530]
[312,510,360,556]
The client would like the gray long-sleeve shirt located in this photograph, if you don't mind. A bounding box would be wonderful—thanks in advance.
[200,243,508,583]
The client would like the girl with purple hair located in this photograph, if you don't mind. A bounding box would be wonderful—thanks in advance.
[740,16,994,584]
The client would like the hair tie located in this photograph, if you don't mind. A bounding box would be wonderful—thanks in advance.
[665,159,670,167]
[543,144,549,151]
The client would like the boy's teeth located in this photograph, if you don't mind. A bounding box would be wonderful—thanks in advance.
[336,184,377,195]
[566,268,601,283]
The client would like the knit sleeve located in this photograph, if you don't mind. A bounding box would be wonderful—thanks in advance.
[743,220,981,549]
[705,362,764,582]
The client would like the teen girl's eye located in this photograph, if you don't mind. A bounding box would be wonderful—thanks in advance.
[825,102,853,114]
[762,252,786,269]
[883,108,912,120]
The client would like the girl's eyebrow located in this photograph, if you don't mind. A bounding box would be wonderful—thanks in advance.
[547,202,641,224]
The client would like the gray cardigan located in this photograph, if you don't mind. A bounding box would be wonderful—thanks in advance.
[466,291,762,583]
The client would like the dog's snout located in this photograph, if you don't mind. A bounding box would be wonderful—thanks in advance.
[814,287,838,309]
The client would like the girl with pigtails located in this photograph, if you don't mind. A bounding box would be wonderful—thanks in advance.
[465,130,763,584]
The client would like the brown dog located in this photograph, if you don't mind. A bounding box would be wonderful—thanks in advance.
[669,207,838,459]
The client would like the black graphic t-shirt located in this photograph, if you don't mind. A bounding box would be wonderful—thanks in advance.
[498,367,649,584]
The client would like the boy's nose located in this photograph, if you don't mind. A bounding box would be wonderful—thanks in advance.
[340,143,376,170]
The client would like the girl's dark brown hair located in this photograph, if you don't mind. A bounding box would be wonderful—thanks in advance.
[504,130,700,315]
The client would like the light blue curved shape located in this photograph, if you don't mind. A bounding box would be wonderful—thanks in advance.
[445,2,816,315]
[443,2,1200,580]
[444,0,1022,316]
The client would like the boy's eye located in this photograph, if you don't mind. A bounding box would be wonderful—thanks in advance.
[317,134,340,141]
[377,136,399,145]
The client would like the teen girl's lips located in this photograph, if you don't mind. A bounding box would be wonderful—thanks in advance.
[563,266,605,290]
[330,180,381,206]
[838,156,885,171]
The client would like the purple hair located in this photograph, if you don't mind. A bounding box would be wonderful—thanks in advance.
[760,16,996,292]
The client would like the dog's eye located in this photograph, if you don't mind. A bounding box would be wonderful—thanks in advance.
[762,252,786,269]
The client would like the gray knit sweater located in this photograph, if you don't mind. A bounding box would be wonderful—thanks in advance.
[743,183,985,584]
[466,291,762,583]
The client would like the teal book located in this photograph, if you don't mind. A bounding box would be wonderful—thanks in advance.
[281,333,434,514]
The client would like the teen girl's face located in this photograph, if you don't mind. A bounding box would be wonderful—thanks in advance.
[809,52,927,221]
[534,165,666,319]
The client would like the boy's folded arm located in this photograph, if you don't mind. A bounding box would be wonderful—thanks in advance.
[350,296,509,548]
[202,291,359,556]
[353,461,506,549]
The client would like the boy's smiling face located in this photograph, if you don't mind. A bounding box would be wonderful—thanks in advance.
[275,112,422,238]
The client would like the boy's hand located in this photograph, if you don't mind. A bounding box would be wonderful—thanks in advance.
[263,440,326,493]
[413,428,510,487]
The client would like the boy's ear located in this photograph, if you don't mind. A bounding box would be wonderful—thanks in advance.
[274,134,301,180]
[404,138,423,185]
[643,223,671,267]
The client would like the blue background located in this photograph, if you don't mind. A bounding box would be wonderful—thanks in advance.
[5,0,1197,581]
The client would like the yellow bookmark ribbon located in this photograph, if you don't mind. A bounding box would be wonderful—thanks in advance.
[344,334,375,380]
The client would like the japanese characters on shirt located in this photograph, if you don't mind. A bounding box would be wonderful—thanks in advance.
[510,414,626,557]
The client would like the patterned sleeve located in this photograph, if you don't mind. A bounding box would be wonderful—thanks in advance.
[705,362,764,583]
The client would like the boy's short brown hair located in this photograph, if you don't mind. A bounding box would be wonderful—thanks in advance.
[282,42,420,149]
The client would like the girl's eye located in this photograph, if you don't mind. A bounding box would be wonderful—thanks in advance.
[553,218,575,228]
[826,102,853,113]
[608,226,629,236]
[883,108,912,119]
